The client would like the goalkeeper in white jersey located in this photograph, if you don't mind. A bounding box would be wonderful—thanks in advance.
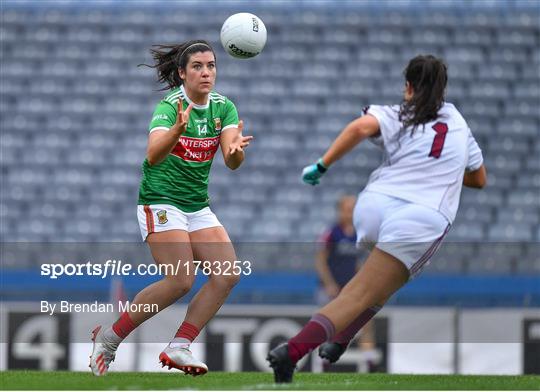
[268,55,487,383]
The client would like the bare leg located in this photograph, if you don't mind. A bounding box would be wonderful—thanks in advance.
[319,247,408,333]
[93,230,197,376]
[127,230,196,325]
[148,231,215,376]
[183,226,240,329]
[286,247,408,364]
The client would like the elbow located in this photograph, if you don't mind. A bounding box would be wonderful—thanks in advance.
[225,154,244,170]
[356,126,372,140]
[470,181,486,189]
[466,177,486,189]
[477,177,487,189]
[477,167,487,189]
[146,153,161,167]
[466,165,487,189]
[226,161,241,171]
[147,156,156,166]
[146,147,164,167]
[146,148,155,166]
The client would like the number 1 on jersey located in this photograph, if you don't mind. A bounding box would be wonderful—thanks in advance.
[429,122,448,159]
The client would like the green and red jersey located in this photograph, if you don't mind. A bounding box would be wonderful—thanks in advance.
[138,85,238,212]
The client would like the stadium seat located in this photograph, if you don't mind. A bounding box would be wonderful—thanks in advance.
[508,192,540,208]
[497,206,540,225]
[428,242,475,274]
[446,222,485,242]
[517,173,540,189]
[488,223,534,242]
[467,251,514,274]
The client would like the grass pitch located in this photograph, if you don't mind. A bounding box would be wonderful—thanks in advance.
[1,371,539,390]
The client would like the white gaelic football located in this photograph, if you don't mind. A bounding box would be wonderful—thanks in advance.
[220,13,267,59]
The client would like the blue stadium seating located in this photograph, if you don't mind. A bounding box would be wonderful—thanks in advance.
[1,1,539,278]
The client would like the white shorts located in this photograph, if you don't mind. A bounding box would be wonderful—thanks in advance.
[354,191,451,277]
[137,204,222,241]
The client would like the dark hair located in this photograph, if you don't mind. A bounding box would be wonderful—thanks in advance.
[140,40,215,90]
[399,55,448,133]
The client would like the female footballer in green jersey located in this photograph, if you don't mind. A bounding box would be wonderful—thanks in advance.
[90,40,252,376]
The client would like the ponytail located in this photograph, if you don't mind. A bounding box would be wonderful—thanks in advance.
[139,40,215,90]
[399,55,448,133]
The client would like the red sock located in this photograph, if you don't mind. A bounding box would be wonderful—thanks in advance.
[288,313,335,364]
[112,312,136,339]
[174,321,200,342]
[332,306,381,347]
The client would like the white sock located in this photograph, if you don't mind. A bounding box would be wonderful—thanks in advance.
[103,326,123,346]
[168,337,191,349]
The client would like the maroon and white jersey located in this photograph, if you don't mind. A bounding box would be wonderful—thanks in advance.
[364,102,483,223]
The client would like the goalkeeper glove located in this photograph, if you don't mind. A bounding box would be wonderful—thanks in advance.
[301,158,328,186]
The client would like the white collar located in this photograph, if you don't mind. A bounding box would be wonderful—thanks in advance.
[180,85,209,109]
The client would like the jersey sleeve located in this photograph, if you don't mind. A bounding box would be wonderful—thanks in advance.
[221,99,239,131]
[148,100,177,133]
[364,105,400,148]
[466,128,484,171]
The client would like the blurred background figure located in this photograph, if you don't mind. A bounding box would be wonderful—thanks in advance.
[315,195,358,305]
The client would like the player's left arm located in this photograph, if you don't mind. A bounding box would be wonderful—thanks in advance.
[463,165,487,189]
[220,120,253,170]
[320,114,380,167]
[463,127,487,189]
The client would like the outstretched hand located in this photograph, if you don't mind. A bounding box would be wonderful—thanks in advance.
[230,120,253,155]
[175,99,193,134]
[302,159,328,186]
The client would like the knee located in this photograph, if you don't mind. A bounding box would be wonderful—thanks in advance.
[211,273,240,291]
[166,278,194,298]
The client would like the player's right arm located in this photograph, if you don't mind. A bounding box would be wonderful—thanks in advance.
[302,114,380,185]
[147,99,193,166]
[320,114,381,168]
